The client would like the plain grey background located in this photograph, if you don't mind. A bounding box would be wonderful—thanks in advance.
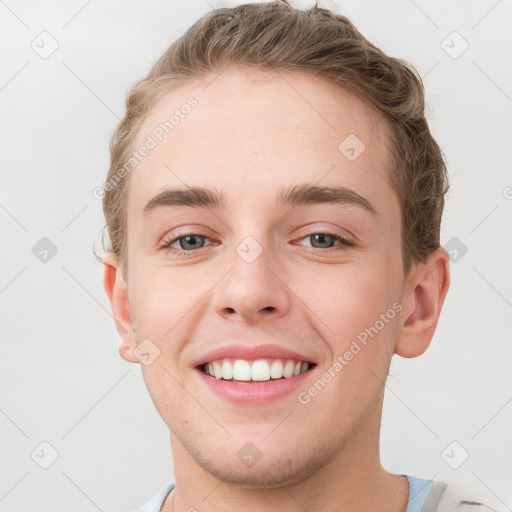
[0,0,511,510]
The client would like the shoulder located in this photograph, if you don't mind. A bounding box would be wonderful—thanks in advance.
[422,478,508,512]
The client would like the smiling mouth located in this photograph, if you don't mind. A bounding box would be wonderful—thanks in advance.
[197,359,317,383]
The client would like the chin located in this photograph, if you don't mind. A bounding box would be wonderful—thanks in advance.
[200,461,314,489]
[189,438,332,489]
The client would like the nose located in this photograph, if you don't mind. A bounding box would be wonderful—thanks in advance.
[212,236,292,325]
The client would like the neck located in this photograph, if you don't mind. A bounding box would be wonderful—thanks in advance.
[161,405,409,512]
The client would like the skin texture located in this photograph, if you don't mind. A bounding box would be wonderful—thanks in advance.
[103,67,450,512]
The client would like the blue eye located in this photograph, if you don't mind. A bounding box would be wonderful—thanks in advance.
[303,233,350,249]
[174,235,205,250]
[159,234,213,255]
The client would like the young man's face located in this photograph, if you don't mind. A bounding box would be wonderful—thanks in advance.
[104,68,440,488]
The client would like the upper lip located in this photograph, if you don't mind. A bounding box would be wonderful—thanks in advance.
[192,344,318,368]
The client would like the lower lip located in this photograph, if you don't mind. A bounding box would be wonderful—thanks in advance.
[194,366,316,405]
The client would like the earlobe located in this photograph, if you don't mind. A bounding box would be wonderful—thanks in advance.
[394,248,450,358]
[102,252,139,364]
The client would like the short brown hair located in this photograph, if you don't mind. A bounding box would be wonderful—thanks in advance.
[101,0,449,280]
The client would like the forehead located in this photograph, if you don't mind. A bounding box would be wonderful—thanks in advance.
[127,67,395,220]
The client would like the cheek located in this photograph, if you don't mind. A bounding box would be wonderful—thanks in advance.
[296,263,399,399]
[295,263,393,343]
[129,264,205,337]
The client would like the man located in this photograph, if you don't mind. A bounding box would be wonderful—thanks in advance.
[102,2,501,511]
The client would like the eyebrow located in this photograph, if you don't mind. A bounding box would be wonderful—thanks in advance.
[142,183,378,217]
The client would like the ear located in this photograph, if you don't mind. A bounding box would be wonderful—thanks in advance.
[103,252,139,364]
[394,247,451,358]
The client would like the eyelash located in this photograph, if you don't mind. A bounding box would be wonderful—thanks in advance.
[158,231,355,256]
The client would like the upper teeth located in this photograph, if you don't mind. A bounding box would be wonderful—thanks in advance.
[203,358,310,381]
